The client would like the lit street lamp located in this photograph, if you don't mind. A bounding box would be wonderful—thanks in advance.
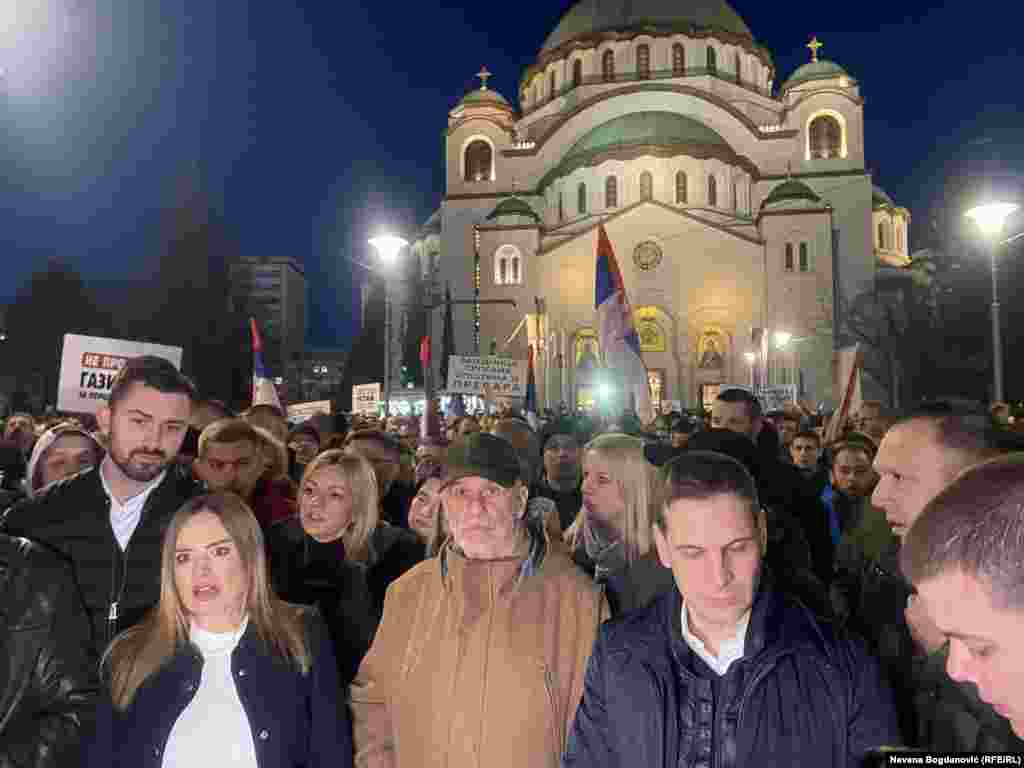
[965,202,1020,403]
[368,235,409,417]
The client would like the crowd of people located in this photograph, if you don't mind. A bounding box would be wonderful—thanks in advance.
[2,353,1024,766]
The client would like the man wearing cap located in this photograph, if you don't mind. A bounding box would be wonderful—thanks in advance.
[351,432,606,768]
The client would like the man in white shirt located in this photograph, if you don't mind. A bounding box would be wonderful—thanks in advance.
[566,450,899,768]
[1,356,199,653]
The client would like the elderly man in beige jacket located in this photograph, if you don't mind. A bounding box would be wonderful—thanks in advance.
[351,432,605,768]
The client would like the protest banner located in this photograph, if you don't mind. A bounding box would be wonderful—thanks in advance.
[287,400,332,423]
[445,355,527,398]
[58,334,183,414]
[759,386,796,413]
[352,383,381,417]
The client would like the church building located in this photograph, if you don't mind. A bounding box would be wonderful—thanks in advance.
[411,0,910,412]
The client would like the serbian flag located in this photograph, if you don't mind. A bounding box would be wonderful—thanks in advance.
[250,318,282,411]
[595,224,653,424]
[524,345,539,430]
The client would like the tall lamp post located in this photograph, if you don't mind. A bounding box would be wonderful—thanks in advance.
[368,235,409,418]
[965,202,1019,403]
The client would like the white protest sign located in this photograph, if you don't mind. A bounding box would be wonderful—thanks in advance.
[58,334,184,414]
[352,383,381,417]
[759,386,796,412]
[287,400,332,423]
[446,355,527,398]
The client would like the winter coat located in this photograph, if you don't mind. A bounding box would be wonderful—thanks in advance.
[350,543,605,768]
[85,612,350,768]
[571,545,676,617]
[565,580,901,768]
[0,535,99,768]
[0,464,199,654]
[266,521,379,685]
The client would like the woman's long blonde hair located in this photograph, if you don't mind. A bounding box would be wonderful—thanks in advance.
[564,433,658,562]
[104,493,311,711]
[299,450,379,563]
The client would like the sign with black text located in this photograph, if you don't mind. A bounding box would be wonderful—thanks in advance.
[58,334,183,414]
[446,355,527,398]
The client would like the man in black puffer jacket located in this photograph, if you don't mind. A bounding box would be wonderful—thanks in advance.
[0,356,200,655]
[0,534,98,768]
[566,451,900,768]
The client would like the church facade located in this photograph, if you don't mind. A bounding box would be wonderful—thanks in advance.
[411,0,910,412]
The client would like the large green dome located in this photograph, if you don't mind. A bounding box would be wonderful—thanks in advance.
[541,0,754,54]
[566,111,729,162]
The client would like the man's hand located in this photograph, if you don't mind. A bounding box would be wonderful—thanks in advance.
[906,593,946,655]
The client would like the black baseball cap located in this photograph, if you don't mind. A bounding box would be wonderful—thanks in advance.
[444,432,523,489]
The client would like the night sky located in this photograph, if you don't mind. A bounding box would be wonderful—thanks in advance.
[2,0,1024,351]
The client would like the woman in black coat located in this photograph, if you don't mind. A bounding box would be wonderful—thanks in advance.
[266,451,424,682]
[86,492,350,768]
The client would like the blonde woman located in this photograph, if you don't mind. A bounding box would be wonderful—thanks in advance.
[85,492,350,768]
[565,433,675,616]
[266,451,423,649]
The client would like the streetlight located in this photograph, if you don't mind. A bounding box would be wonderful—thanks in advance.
[773,331,792,348]
[368,235,409,417]
[965,202,1019,403]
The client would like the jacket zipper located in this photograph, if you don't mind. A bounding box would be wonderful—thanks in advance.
[543,665,563,763]
[107,482,163,645]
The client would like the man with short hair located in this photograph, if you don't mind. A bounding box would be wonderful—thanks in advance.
[901,456,1024,739]
[711,388,761,441]
[833,400,1021,751]
[790,429,823,475]
[565,451,899,767]
[345,428,410,527]
[0,356,199,653]
[490,417,541,485]
[535,421,583,531]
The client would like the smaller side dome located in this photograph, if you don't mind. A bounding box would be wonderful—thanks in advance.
[872,185,895,209]
[451,66,514,115]
[486,197,541,225]
[761,179,821,209]
[781,59,848,92]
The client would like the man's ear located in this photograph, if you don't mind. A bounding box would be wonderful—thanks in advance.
[97,406,112,437]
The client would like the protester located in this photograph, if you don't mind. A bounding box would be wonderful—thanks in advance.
[287,422,321,485]
[490,416,542,486]
[413,435,446,485]
[833,400,1021,751]
[408,463,444,549]
[243,403,290,445]
[0,533,98,767]
[23,423,104,497]
[565,433,674,616]
[350,433,605,768]
[669,417,696,449]
[269,450,423,621]
[456,415,481,436]
[5,412,38,457]
[821,441,877,548]
[195,418,296,528]
[901,455,1024,739]
[0,356,199,654]
[534,419,584,531]
[86,492,351,767]
[564,451,900,767]
[344,429,411,528]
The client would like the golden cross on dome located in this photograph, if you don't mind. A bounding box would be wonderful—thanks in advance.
[806,36,823,63]
[476,66,492,90]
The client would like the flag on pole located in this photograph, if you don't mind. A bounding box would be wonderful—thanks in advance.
[825,344,863,444]
[595,224,653,423]
[249,318,282,411]
[524,345,539,430]
[440,283,455,390]
[419,335,443,441]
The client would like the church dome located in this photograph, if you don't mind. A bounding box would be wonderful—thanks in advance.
[568,111,728,162]
[780,59,848,92]
[541,0,754,54]
[455,86,513,112]
[762,179,821,207]
[486,197,542,224]
[872,184,894,209]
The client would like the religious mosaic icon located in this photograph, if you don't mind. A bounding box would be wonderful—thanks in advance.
[633,240,663,271]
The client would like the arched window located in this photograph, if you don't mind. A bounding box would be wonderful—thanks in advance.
[884,220,893,251]
[732,181,739,210]
[605,176,618,208]
[549,70,556,100]
[809,115,842,159]
[558,192,564,222]
[639,171,654,200]
[572,59,582,87]
[734,52,742,84]
[878,222,885,249]
[672,43,685,76]
[495,245,523,285]
[799,243,809,272]
[896,224,904,252]
[464,140,493,182]
[578,182,587,215]
[602,50,615,82]
[707,46,717,74]
[637,44,651,79]
[785,243,794,271]
[707,175,717,206]
[675,171,688,204]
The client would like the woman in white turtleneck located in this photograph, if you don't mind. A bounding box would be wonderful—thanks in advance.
[86,492,352,768]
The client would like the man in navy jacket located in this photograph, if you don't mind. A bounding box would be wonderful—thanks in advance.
[565,450,900,768]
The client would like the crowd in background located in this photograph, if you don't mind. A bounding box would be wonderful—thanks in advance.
[3,356,1024,766]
